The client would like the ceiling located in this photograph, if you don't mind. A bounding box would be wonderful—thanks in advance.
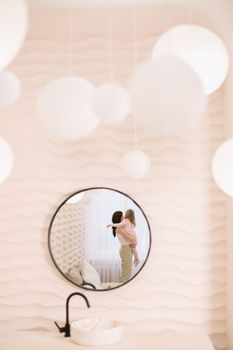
[27,0,233,36]
[27,0,232,10]
[28,0,178,7]
[27,0,233,40]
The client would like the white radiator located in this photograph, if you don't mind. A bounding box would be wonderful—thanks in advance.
[89,258,121,283]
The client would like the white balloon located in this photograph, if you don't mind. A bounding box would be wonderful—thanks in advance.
[0,137,14,184]
[0,71,21,108]
[130,57,206,137]
[92,81,130,123]
[212,138,233,197]
[0,0,28,70]
[152,24,229,95]
[37,76,99,141]
[122,150,151,179]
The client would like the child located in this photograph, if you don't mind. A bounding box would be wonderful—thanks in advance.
[107,209,140,266]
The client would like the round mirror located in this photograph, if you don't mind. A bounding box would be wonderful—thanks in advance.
[48,187,151,291]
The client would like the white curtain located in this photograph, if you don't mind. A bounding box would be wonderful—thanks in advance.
[84,189,150,264]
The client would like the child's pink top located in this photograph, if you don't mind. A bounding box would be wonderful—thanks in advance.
[114,218,137,245]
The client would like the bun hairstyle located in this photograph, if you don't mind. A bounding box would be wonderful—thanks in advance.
[125,209,135,226]
[111,211,123,237]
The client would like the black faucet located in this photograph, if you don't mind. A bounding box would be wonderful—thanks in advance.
[55,292,90,337]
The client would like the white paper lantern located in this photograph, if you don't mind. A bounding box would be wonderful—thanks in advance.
[92,81,130,123]
[212,138,233,197]
[0,71,21,108]
[0,137,14,184]
[0,0,28,70]
[122,150,151,179]
[130,57,206,137]
[152,25,229,95]
[37,76,99,141]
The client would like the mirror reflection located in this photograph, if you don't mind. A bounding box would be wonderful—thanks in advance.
[48,187,151,291]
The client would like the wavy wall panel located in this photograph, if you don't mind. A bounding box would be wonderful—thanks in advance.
[0,8,226,350]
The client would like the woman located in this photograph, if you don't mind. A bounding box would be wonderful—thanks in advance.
[107,209,140,266]
[109,211,133,284]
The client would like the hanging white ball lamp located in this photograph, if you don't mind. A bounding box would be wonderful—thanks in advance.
[37,76,99,141]
[92,81,130,123]
[212,138,233,197]
[0,71,21,108]
[130,57,206,137]
[0,137,14,184]
[122,150,151,179]
[0,0,28,70]
[152,24,229,95]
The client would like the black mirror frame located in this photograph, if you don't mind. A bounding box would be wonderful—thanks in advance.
[48,186,152,292]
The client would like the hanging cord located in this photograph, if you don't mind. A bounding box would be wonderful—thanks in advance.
[107,0,114,80]
[69,8,74,75]
[132,0,139,150]
[188,0,193,24]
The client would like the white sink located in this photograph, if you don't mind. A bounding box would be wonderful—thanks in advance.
[71,318,122,347]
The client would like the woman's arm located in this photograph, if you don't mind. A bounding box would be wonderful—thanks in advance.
[107,222,124,228]
[107,219,126,228]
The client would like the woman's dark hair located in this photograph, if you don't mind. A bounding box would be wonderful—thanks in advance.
[111,211,123,237]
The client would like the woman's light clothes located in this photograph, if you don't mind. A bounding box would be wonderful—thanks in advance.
[113,219,138,283]
[119,245,133,283]
[116,232,129,246]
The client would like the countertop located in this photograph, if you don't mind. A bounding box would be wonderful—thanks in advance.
[0,330,215,350]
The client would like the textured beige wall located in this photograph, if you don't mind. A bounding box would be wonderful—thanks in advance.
[224,42,233,350]
[0,7,227,350]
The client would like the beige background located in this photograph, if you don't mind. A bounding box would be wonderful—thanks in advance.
[0,3,230,350]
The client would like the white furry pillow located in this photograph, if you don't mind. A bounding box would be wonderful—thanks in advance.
[81,260,101,289]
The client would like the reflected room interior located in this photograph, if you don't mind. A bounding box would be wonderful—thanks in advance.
[49,188,151,290]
